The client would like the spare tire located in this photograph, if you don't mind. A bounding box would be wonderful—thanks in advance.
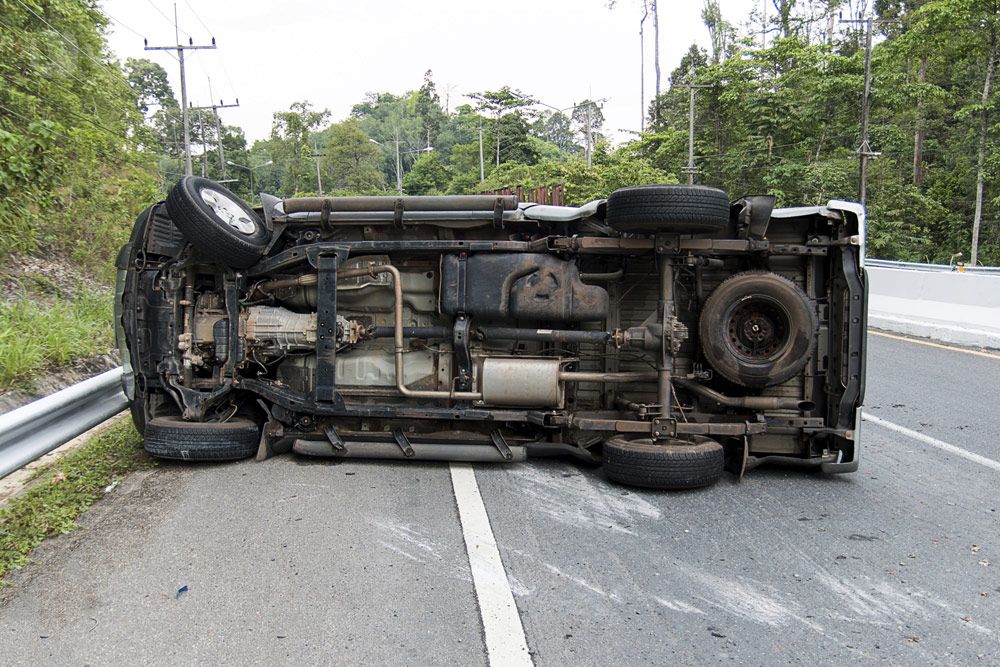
[605,184,730,234]
[166,176,269,269]
[603,435,724,489]
[143,416,260,461]
[699,271,816,388]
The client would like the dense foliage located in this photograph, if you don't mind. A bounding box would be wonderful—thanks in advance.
[1,0,998,270]
[0,0,158,279]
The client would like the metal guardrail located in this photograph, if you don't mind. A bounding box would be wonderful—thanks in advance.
[0,368,127,479]
[866,258,1000,274]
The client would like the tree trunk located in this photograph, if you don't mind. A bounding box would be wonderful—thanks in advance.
[913,57,927,186]
[652,0,661,121]
[971,27,997,268]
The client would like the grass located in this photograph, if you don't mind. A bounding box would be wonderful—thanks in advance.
[0,419,150,582]
[0,290,113,390]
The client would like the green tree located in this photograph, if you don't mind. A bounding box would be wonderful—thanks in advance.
[469,86,535,166]
[0,0,158,277]
[404,151,452,194]
[270,100,330,195]
[322,118,385,193]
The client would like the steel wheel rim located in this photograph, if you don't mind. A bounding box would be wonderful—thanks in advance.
[200,187,256,235]
[724,295,791,363]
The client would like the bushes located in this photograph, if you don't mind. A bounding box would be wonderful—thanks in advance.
[481,145,678,206]
[0,291,113,390]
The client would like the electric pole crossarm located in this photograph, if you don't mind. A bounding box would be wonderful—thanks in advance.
[143,6,217,177]
[190,100,239,181]
[143,45,216,51]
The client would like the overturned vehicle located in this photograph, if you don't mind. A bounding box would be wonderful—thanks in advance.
[115,177,866,489]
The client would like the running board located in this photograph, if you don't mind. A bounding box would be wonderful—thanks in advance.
[290,439,527,463]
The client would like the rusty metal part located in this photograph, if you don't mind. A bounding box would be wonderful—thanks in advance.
[287,438,526,462]
[257,273,317,291]
[658,256,674,417]
[481,358,563,407]
[674,378,814,411]
[375,264,483,401]
[579,268,625,281]
[567,414,767,437]
[282,195,517,214]
[558,371,658,383]
[475,326,613,345]
[256,264,377,293]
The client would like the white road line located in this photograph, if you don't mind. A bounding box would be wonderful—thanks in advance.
[449,462,532,666]
[863,412,1000,473]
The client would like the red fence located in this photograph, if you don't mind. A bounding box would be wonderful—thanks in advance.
[481,184,564,206]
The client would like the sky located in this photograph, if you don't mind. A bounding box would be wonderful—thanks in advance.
[100,0,759,145]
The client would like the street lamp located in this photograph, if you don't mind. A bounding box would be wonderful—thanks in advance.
[369,136,433,195]
[534,98,608,167]
[226,159,272,203]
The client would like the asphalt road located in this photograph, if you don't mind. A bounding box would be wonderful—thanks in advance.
[1,331,998,665]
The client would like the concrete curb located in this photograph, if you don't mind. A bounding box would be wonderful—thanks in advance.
[867,266,1000,349]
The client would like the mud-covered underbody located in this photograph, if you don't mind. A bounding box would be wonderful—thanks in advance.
[116,180,866,488]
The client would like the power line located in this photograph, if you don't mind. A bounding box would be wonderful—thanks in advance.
[0,40,142,123]
[145,0,191,39]
[11,0,133,91]
[144,5,216,176]
[102,9,146,40]
[182,0,214,36]
[0,102,37,126]
[0,73,145,149]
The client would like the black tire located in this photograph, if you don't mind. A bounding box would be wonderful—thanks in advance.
[143,416,260,461]
[166,176,269,269]
[605,184,730,234]
[603,435,724,489]
[699,271,816,388]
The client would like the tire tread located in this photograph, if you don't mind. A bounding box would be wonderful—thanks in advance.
[603,437,724,489]
[143,416,260,461]
[606,185,730,234]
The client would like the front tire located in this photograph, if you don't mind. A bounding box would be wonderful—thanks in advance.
[166,176,269,269]
[603,436,724,489]
[143,416,260,461]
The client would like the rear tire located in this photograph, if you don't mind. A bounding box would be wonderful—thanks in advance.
[143,416,260,461]
[606,185,730,234]
[603,435,724,489]
[166,176,269,269]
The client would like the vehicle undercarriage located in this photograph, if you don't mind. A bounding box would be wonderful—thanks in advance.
[115,178,866,489]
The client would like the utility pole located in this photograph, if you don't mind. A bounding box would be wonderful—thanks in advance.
[198,109,207,177]
[913,57,927,186]
[681,78,709,185]
[584,103,593,167]
[394,127,402,194]
[144,4,215,176]
[971,26,997,268]
[761,0,767,48]
[640,2,648,132]
[308,142,325,194]
[478,125,485,181]
[841,15,888,207]
[190,97,240,180]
